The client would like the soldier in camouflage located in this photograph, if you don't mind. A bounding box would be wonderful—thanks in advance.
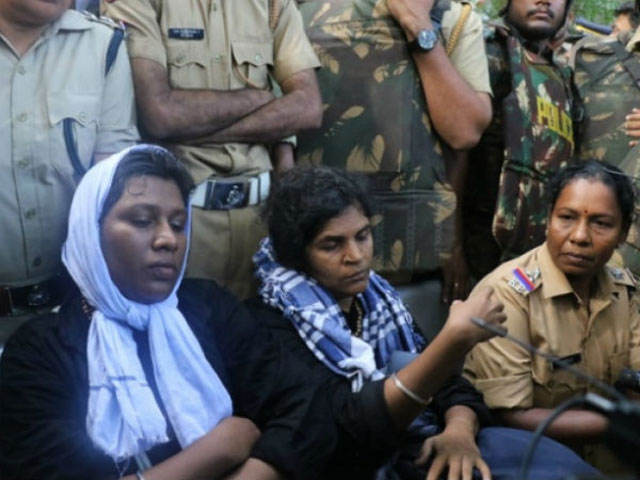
[462,0,577,281]
[296,0,492,306]
[573,24,640,278]
[612,2,639,36]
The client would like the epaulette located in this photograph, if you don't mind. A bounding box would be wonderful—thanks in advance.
[607,265,637,289]
[79,10,124,31]
[506,266,542,296]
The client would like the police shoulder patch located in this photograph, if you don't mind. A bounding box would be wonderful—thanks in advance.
[607,265,637,288]
[507,267,541,296]
[80,10,123,31]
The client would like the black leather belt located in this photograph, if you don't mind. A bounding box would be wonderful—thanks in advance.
[0,275,69,316]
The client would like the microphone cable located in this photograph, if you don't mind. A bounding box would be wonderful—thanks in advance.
[519,394,588,480]
[470,317,631,479]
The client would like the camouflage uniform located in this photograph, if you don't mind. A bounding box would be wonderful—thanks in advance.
[297,0,490,281]
[573,30,640,277]
[463,22,575,279]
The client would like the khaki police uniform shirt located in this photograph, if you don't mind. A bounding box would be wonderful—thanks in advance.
[0,10,139,287]
[464,242,640,472]
[465,242,640,409]
[103,0,320,184]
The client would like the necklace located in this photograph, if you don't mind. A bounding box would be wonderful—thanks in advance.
[351,299,363,338]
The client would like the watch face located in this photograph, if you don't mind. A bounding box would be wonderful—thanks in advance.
[417,29,438,50]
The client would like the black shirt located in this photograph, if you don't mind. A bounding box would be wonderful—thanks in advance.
[245,299,492,478]
[0,279,337,480]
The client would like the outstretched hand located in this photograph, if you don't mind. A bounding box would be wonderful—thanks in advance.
[626,108,640,147]
[416,428,491,480]
[443,287,506,349]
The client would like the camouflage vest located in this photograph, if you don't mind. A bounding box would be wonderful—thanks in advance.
[574,32,640,276]
[492,27,575,258]
[297,0,456,278]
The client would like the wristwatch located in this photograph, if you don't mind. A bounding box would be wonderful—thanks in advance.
[408,27,439,53]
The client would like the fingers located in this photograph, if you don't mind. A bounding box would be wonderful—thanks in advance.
[428,455,490,480]
[486,299,506,324]
[473,287,505,319]
[475,458,492,480]
[415,438,435,465]
[485,289,505,317]
[462,456,475,480]
[447,457,461,480]
[426,455,447,480]
[475,286,496,307]
[626,110,640,138]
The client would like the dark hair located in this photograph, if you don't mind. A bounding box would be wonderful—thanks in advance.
[614,2,640,29]
[548,160,636,232]
[264,166,373,270]
[100,144,194,223]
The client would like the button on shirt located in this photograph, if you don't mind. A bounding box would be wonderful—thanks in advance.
[0,10,139,286]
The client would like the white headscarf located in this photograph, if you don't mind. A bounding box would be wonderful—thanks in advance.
[62,145,233,462]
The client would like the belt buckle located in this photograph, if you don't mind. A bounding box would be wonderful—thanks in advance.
[0,287,13,316]
[206,181,249,210]
[27,285,51,308]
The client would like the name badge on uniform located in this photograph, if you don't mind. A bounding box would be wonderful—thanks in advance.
[168,28,204,40]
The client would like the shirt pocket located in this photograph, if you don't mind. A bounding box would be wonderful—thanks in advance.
[47,92,100,178]
[166,43,209,89]
[231,40,273,90]
[532,357,587,408]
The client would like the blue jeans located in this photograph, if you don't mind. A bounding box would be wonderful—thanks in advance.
[478,426,602,480]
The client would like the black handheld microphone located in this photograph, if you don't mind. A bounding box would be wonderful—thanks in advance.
[614,368,640,394]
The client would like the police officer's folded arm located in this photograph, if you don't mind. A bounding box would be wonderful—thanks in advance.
[129,57,275,141]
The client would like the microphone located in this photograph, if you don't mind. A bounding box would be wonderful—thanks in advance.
[470,317,640,472]
[581,392,640,473]
[614,368,640,394]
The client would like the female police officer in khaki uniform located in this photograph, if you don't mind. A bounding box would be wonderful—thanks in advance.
[464,161,640,473]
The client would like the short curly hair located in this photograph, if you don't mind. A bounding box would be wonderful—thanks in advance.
[548,160,636,233]
[264,167,372,270]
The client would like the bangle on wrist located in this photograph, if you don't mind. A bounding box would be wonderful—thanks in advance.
[135,472,146,480]
[391,373,432,406]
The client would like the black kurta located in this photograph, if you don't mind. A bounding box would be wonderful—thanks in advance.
[0,279,337,480]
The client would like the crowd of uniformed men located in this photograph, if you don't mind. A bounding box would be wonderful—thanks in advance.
[2,0,640,475]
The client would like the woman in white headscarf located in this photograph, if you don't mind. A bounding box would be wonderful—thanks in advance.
[0,145,336,480]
